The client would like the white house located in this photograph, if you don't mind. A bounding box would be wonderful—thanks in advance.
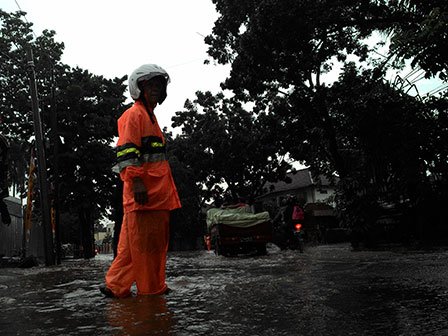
[256,168,338,206]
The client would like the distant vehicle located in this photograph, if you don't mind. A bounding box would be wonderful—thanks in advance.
[292,223,305,253]
[206,205,273,256]
[272,211,305,253]
[61,243,75,259]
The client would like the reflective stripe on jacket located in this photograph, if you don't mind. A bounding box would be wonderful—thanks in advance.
[115,136,166,172]
[115,101,181,213]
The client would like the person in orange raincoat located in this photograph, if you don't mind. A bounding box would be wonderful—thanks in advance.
[101,64,181,298]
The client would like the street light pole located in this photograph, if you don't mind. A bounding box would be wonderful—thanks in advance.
[50,70,62,265]
[26,46,55,266]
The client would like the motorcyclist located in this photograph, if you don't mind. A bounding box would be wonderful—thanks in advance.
[272,197,290,250]
[283,195,297,244]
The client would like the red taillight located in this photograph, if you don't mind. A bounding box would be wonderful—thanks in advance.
[295,223,302,231]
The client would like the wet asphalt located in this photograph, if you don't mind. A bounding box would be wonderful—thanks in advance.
[1,243,448,335]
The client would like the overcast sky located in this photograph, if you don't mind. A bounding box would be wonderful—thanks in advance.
[2,0,444,133]
[2,0,231,131]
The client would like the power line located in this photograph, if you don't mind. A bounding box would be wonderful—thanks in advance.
[167,58,205,69]
[407,71,426,86]
[0,50,23,66]
[14,0,23,12]
[402,68,420,81]
[166,32,208,69]
[9,0,63,71]
[426,83,448,97]
[14,0,38,40]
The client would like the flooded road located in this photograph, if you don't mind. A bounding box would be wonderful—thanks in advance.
[1,244,448,335]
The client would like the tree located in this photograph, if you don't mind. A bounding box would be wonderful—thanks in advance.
[205,0,401,179]
[323,64,435,237]
[205,0,448,243]
[171,91,293,206]
[387,0,448,80]
[48,67,127,258]
[0,10,127,258]
[1,10,65,194]
[165,132,203,249]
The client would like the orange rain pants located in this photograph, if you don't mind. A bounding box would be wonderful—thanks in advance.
[105,210,169,297]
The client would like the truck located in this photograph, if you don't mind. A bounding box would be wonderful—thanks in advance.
[206,205,273,256]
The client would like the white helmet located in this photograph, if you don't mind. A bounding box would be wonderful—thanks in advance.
[128,64,170,103]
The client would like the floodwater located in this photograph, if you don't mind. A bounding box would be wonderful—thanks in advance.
[1,244,448,335]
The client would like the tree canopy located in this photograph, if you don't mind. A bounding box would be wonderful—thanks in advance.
[388,0,448,80]
[0,10,127,257]
[2,2,447,249]
[200,0,448,242]
[171,91,293,205]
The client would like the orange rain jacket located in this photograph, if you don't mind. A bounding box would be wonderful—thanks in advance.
[114,101,181,212]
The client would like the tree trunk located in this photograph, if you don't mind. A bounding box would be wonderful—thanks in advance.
[315,89,347,179]
[79,207,95,259]
[113,180,123,259]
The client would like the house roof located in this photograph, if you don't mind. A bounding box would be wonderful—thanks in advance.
[259,168,337,198]
[269,169,313,193]
[4,196,22,217]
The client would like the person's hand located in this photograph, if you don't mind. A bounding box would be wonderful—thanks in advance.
[133,177,148,205]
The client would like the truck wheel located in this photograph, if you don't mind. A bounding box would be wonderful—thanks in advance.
[215,242,221,256]
[255,243,267,256]
[215,242,226,256]
[298,239,304,253]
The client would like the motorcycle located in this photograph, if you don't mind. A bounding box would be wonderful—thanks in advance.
[291,223,304,253]
[273,219,304,253]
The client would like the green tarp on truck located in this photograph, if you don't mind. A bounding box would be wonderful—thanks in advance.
[206,206,271,229]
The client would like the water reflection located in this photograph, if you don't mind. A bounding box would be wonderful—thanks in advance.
[106,295,175,335]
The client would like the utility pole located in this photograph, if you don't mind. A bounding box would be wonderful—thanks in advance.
[26,46,55,266]
[50,69,62,265]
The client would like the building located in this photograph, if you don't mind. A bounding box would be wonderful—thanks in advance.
[94,221,114,242]
[94,221,115,254]
[256,168,338,206]
[256,168,346,243]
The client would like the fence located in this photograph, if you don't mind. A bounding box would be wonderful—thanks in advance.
[0,197,24,257]
[0,196,44,260]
